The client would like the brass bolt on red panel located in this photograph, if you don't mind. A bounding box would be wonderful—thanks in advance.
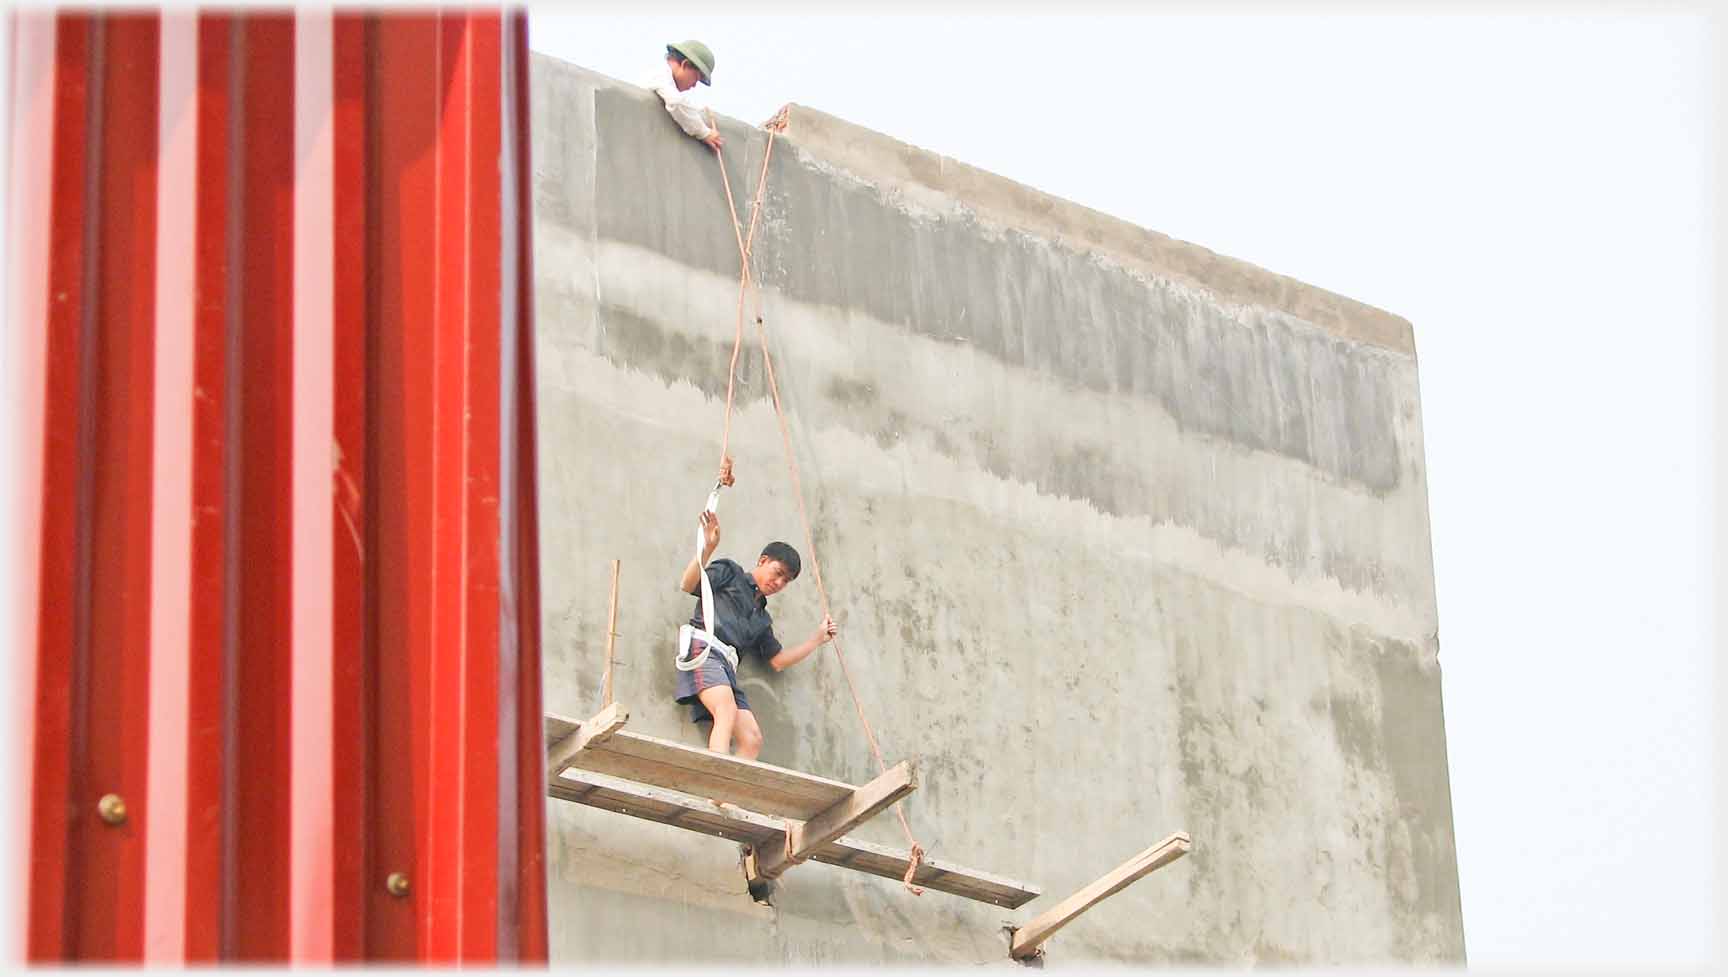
[96,794,127,826]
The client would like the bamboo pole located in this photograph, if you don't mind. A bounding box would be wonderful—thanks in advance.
[601,559,621,708]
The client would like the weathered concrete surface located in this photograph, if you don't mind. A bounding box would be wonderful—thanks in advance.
[531,53,1464,966]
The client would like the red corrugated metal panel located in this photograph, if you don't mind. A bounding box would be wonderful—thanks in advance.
[441,13,505,960]
[13,10,547,963]
[60,13,161,962]
[505,11,551,961]
[183,16,234,959]
[24,11,90,962]
[328,11,372,964]
[230,13,296,959]
[365,11,437,959]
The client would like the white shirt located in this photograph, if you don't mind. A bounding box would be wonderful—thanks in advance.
[644,58,712,140]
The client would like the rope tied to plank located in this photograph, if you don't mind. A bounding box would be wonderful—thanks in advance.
[708,106,926,896]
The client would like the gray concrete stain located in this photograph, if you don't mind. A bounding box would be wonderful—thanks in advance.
[578,81,1406,497]
[596,301,762,403]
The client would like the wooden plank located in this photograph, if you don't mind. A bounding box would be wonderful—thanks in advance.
[545,703,629,777]
[1009,831,1191,959]
[545,709,868,820]
[805,835,1042,909]
[752,760,918,880]
[545,770,1042,909]
[573,728,856,819]
[547,769,785,848]
[543,712,579,742]
[598,729,857,800]
[544,710,859,818]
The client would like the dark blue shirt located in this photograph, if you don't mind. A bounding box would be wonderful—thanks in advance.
[690,558,782,661]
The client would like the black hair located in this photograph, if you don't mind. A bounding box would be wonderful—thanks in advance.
[666,46,688,66]
[760,541,801,580]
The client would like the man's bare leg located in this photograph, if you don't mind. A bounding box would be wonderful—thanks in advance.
[696,685,739,753]
[733,708,764,760]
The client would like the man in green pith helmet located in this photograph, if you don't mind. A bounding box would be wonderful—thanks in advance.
[648,39,723,152]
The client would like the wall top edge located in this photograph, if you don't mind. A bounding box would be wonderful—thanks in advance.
[534,54,1417,356]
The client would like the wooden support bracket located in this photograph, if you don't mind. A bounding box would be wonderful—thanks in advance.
[749,759,917,882]
[546,703,629,778]
[1008,831,1192,960]
[548,767,1042,908]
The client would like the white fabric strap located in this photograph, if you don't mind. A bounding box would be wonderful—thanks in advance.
[675,485,738,672]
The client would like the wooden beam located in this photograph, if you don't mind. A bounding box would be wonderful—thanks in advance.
[547,768,1042,909]
[751,760,917,880]
[545,703,629,777]
[547,768,787,848]
[1008,831,1192,960]
[569,730,856,819]
[807,834,1040,909]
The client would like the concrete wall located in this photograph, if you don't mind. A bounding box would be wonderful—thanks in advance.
[530,53,1464,966]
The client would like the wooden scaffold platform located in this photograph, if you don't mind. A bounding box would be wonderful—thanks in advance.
[545,708,1041,907]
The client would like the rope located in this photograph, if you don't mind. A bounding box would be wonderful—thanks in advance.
[712,115,750,471]
[711,108,775,472]
[710,106,927,895]
[749,288,925,895]
[674,112,764,677]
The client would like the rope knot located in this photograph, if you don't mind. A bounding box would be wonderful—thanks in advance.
[901,844,926,896]
[763,105,790,133]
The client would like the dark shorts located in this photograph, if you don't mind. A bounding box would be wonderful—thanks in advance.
[673,642,751,723]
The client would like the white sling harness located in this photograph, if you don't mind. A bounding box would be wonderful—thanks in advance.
[674,482,740,673]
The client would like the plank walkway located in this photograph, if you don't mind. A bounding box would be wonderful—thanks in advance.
[543,709,1042,908]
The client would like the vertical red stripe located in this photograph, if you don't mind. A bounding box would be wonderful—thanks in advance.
[329,11,371,963]
[69,12,160,960]
[26,13,91,960]
[183,14,233,961]
[369,12,438,961]
[427,14,466,959]
[444,12,504,961]
[507,12,551,960]
[230,13,294,959]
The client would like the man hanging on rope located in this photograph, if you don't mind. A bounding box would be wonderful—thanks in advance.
[648,39,724,152]
[673,458,838,759]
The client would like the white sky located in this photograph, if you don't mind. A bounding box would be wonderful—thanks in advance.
[529,6,1720,969]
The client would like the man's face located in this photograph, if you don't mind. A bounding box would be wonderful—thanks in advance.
[752,558,796,597]
[668,56,700,92]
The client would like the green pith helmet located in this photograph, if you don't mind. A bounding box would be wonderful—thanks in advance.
[667,39,715,85]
